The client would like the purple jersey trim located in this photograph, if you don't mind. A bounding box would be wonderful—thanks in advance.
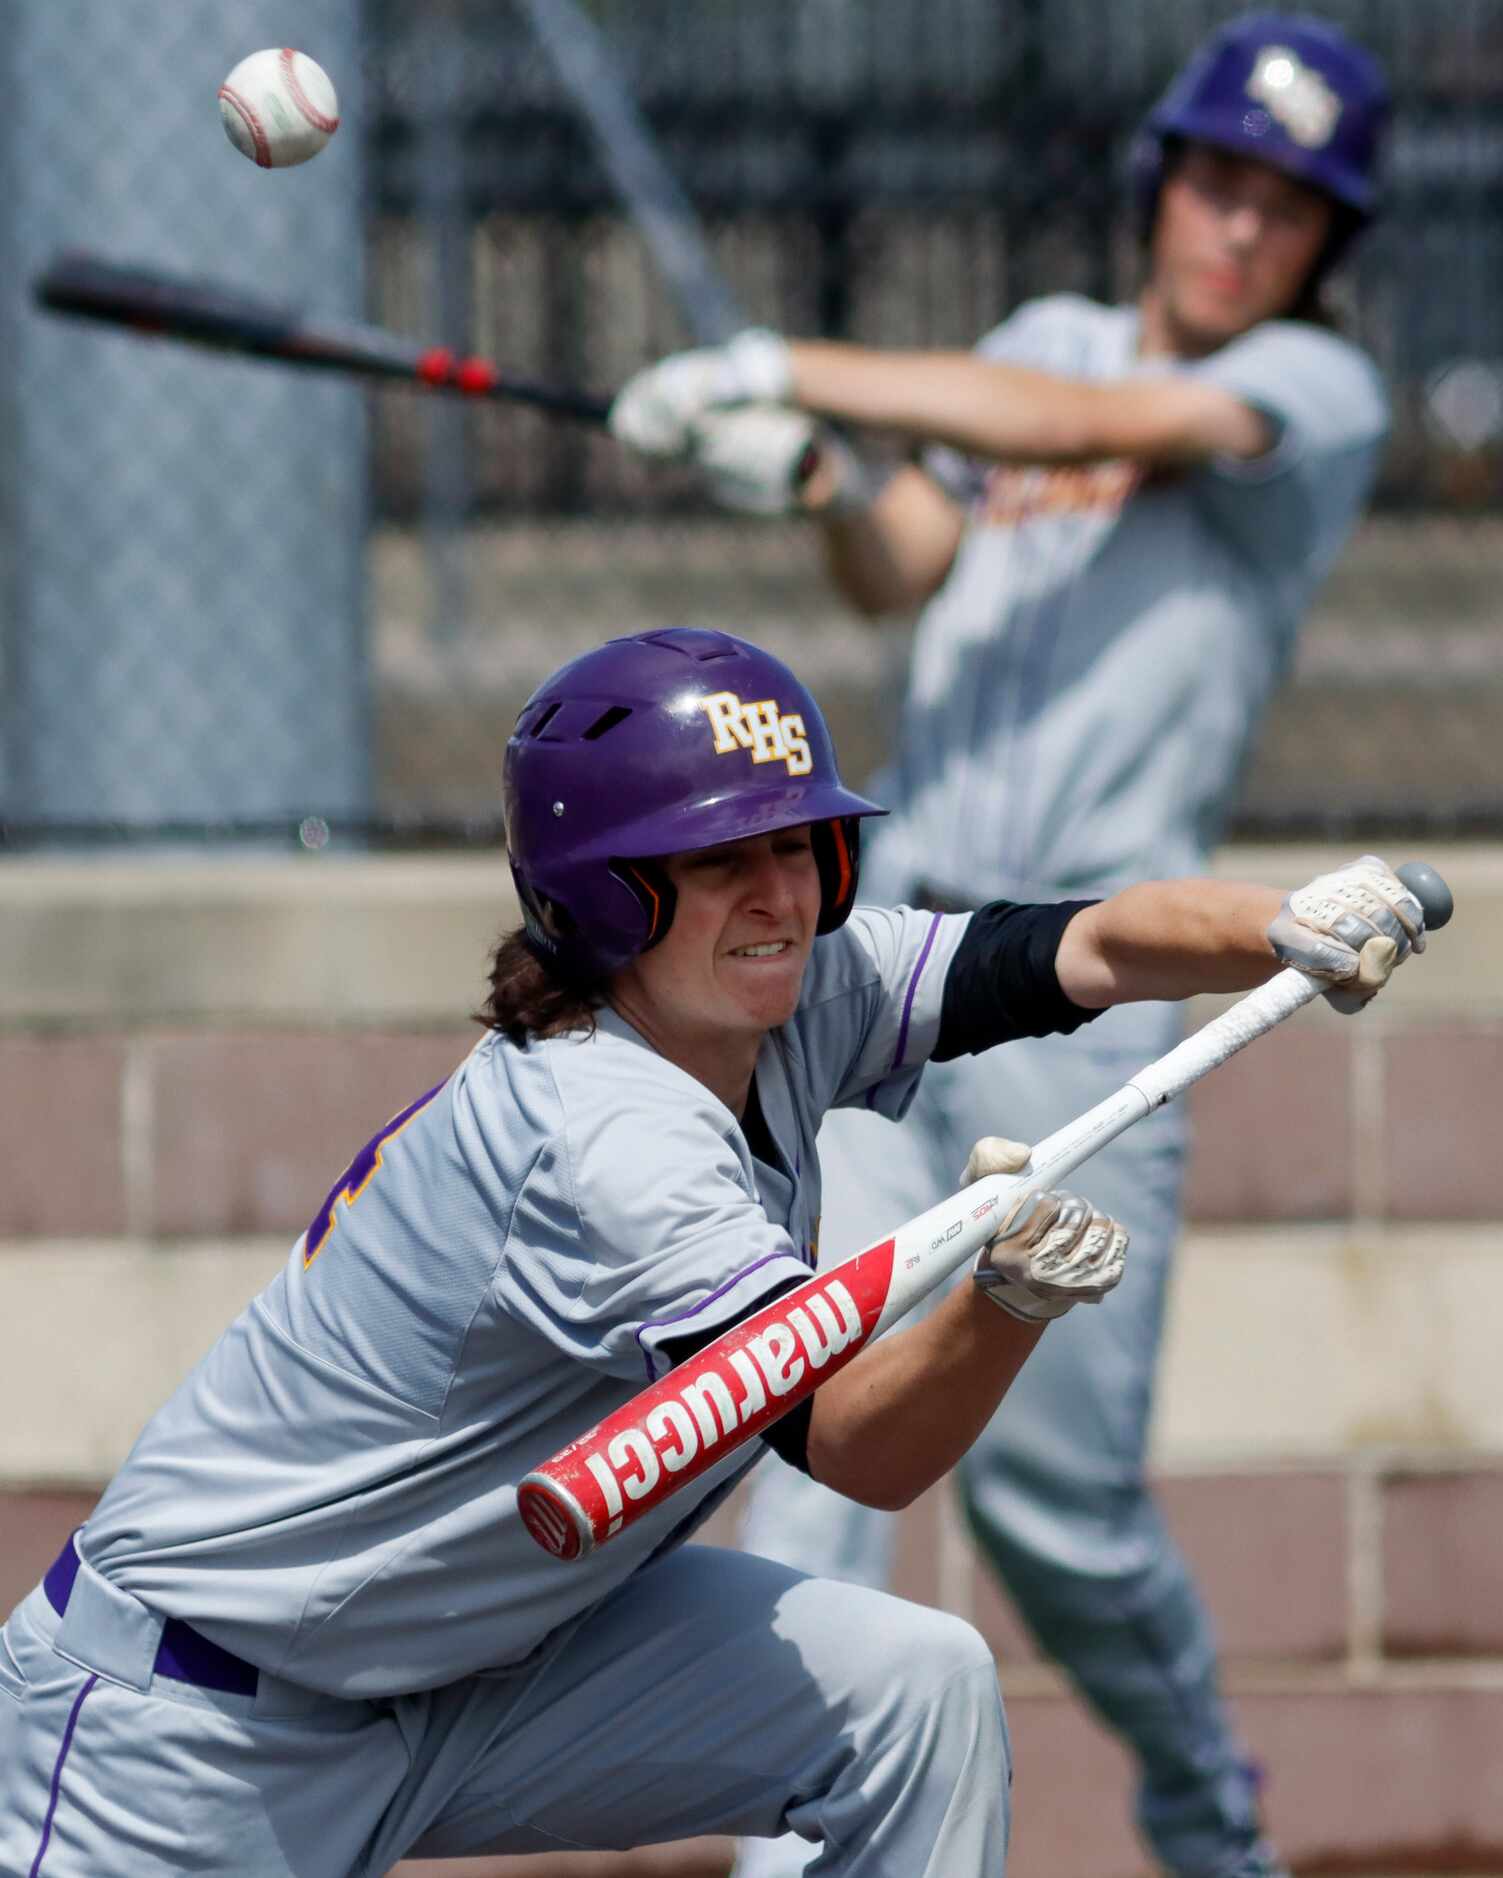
[892,911,944,1072]
[30,1672,99,1877]
[635,1249,800,1383]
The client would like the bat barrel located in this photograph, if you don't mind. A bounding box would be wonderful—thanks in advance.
[519,1237,901,1559]
[518,1473,594,1561]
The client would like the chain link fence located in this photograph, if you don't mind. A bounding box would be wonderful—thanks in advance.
[4,0,1502,845]
[0,0,369,841]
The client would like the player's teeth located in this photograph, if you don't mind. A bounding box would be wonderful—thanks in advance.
[734,942,787,957]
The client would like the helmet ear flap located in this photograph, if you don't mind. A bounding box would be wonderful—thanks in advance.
[614,860,677,954]
[813,817,862,934]
[512,868,592,973]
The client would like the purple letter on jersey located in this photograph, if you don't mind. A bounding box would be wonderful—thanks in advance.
[302,1081,445,1268]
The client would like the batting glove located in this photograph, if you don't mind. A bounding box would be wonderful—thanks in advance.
[690,413,888,517]
[962,1136,1129,1324]
[688,407,819,514]
[608,329,794,457]
[1267,854,1425,1015]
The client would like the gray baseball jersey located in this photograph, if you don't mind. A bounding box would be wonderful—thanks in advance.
[80,905,966,1700]
[864,293,1389,906]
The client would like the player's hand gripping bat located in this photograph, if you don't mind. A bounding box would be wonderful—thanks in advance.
[519,863,1454,1562]
[33,252,611,425]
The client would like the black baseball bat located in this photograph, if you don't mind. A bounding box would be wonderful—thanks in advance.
[33,251,612,425]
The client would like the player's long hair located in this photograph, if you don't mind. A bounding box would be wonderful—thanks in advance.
[475,928,605,1048]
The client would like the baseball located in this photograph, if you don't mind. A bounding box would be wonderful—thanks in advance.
[218,48,340,169]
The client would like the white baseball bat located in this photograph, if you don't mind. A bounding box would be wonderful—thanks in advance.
[519,864,1453,1561]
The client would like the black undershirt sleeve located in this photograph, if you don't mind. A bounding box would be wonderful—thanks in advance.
[756,1393,815,1473]
[657,1271,816,1475]
[933,898,1105,1063]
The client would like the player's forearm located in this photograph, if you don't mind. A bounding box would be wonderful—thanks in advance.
[805,1282,1045,1510]
[786,341,1087,459]
[804,464,964,618]
[1056,880,1285,1008]
[785,342,1267,466]
[813,506,923,617]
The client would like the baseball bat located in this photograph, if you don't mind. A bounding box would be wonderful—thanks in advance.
[518,0,746,345]
[33,252,612,425]
[519,863,1454,1562]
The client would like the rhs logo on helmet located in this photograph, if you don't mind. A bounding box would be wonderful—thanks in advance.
[1246,45,1341,148]
[699,691,813,776]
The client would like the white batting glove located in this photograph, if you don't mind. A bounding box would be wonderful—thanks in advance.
[608,329,794,457]
[688,406,819,514]
[1267,854,1426,1015]
[962,1136,1129,1324]
[691,414,888,517]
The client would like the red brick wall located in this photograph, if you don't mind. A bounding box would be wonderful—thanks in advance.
[4,1017,1498,1242]
[0,1029,477,1239]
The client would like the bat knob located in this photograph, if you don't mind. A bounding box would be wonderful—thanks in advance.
[1395,861,1454,932]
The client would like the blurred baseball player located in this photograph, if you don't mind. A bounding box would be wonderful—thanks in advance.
[0,626,1426,1876]
[608,15,1391,1876]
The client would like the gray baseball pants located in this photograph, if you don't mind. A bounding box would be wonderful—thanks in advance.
[0,1538,1008,1875]
[737,1004,1264,1877]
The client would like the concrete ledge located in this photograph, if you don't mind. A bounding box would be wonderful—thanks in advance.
[0,854,514,1026]
[7,1019,1500,1239]
[0,842,1495,1026]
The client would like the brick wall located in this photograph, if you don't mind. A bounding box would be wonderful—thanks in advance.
[3,845,1500,1876]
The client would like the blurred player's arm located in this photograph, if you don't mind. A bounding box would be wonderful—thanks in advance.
[785,340,1273,467]
[790,342,1269,614]
[610,329,1270,470]
[610,331,1270,618]
[803,461,966,618]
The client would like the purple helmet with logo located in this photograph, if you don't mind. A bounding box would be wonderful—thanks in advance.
[1132,12,1390,271]
[502,627,886,977]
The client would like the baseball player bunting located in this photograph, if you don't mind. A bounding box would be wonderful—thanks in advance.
[523,854,1449,1563]
[1,616,1445,1874]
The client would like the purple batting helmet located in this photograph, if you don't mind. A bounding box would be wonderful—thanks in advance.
[1132,13,1390,275]
[502,627,886,977]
